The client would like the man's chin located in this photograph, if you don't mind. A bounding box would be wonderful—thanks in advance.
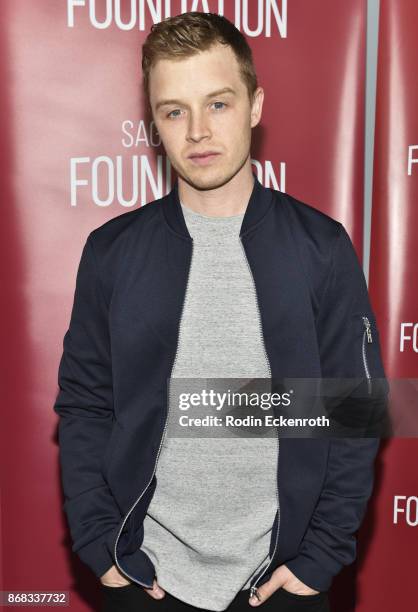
[177,167,236,192]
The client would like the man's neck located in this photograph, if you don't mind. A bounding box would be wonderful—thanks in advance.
[177,164,255,218]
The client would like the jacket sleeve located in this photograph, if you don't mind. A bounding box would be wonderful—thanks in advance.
[285,222,390,592]
[53,235,122,578]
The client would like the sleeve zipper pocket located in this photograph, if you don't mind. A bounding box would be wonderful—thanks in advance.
[361,316,373,395]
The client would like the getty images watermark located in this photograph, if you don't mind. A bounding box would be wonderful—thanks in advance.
[164,377,410,439]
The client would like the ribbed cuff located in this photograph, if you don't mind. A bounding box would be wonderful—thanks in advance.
[75,535,115,578]
[284,555,335,592]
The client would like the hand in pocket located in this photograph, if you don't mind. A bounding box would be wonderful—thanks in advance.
[100,564,132,588]
[143,578,166,600]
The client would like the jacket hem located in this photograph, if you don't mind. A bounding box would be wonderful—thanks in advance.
[75,536,115,579]
[284,555,334,592]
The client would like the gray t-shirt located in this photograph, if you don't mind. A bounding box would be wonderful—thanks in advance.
[140,202,278,611]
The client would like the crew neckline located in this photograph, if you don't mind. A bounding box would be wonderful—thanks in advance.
[180,201,245,221]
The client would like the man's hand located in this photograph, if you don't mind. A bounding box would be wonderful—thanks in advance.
[100,564,132,587]
[143,579,165,600]
[100,567,165,599]
[248,564,320,606]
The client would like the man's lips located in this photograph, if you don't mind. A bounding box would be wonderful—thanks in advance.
[188,151,220,159]
[188,152,221,165]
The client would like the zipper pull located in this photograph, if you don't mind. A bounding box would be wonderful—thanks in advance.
[250,586,261,601]
[362,316,373,343]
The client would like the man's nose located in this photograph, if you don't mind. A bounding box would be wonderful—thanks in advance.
[186,111,211,142]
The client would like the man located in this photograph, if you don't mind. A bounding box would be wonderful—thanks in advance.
[53,11,389,612]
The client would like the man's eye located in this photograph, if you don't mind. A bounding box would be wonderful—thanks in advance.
[167,109,182,119]
[166,102,227,119]
[212,101,227,110]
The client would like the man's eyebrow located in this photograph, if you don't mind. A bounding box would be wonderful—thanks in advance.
[155,87,237,111]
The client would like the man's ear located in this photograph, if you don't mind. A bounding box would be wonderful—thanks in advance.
[250,87,264,128]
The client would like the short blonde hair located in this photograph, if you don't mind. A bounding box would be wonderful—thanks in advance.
[142,12,258,102]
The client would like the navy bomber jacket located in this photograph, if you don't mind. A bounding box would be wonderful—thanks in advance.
[53,173,390,595]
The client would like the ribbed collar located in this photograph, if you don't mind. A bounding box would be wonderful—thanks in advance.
[161,172,274,241]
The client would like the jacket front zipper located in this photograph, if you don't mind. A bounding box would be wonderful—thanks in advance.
[239,236,281,599]
[362,316,373,395]
[113,238,194,587]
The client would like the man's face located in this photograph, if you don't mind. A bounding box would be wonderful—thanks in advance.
[149,42,263,190]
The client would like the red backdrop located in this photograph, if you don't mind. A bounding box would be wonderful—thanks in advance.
[1,1,414,611]
[356,1,418,610]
